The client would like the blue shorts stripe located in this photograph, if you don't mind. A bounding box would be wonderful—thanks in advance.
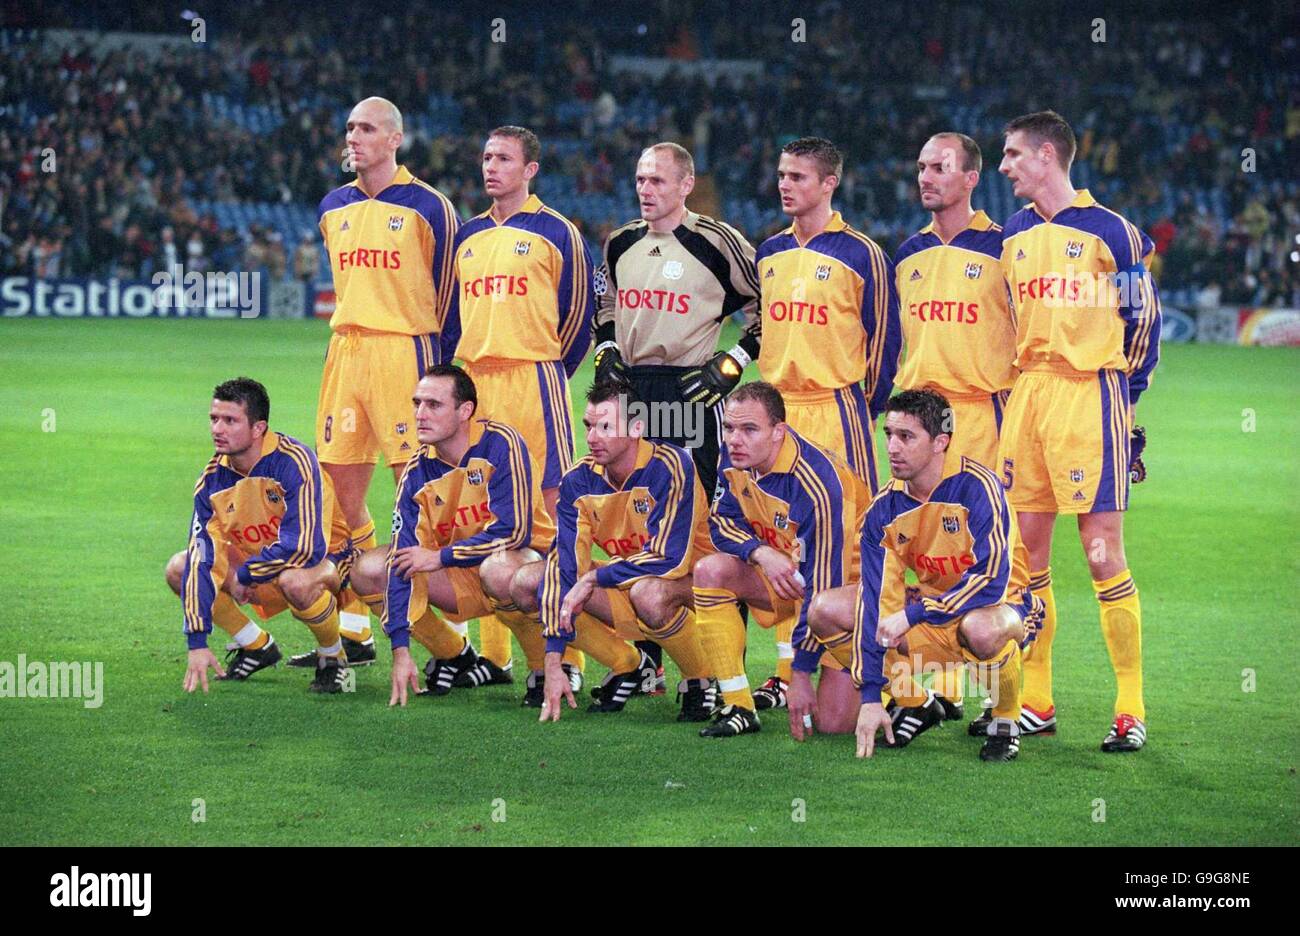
[1093,370,1129,512]
[535,362,574,489]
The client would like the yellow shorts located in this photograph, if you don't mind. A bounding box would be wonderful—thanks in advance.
[780,385,878,491]
[930,389,1008,475]
[249,582,289,621]
[440,567,494,624]
[466,360,576,490]
[997,367,1131,514]
[316,327,437,467]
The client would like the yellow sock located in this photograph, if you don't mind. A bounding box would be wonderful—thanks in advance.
[214,593,269,648]
[571,612,640,673]
[562,647,585,673]
[1021,568,1056,713]
[358,591,385,618]
[292,591,342,658]
[640,607,709,680]
[934,656,965,703]
[477,615,512,668]
[491,600,546,672]
[965,639,1021,721]
[411,608,468,659]
[337,586,373,642]
[775,616,795,683]
[884,648,928,707]
[694,586,752,711]
[351,518,377,551]
[1095,569,1144,720]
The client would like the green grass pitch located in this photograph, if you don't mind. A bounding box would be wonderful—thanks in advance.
[0,318,1296,845]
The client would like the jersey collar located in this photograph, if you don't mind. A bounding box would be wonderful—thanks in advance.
[919,209,995,238]
[593,437,656,489]
[756,431,800,478]
[221,430,279,475]
[783,210,847,243]
[1031,189,1096,221]
[486,193,544,224]
[354,165,413,198]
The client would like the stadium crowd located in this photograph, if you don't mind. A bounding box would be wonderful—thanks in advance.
[2,0,1297,305]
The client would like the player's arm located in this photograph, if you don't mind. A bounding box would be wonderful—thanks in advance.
[862,244,903,420]
[706,458,763,561]
[680,221,762,407]
[440,428,532,566]
[852,508,898,705]
[592,231,627,381]
[722,222,763,364]
[908,473,1012,627]
[238,450,326,586]
[382,462,426,650]
[1120,241,1162,407]
[556,221,595,377]
[181,477,223,650]
[595,451,699,588]
[427,191,460,342]
[540,471,591,651]
[790,473,849,674]
[438,229,465,366]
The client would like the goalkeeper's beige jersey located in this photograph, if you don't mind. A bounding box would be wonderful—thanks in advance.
[595,211,761,368]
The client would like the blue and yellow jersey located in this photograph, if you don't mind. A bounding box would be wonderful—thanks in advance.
[754,211,901,413]
[383,419,552,649]
[540,439,712,651]
[182,432,351,649]
[893,211,1017,397]
[440,194,593,376]
[852,458,1037,703]
[318,166,458,336]
[709,428,871,671]
[1001,189,1162,403]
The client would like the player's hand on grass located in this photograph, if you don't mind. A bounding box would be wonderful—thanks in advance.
[855,702,894,758]
[876,608,910,649]
[539,652,575,722]
[183,647,225,693]
[389,646,420,707]
[392,545,441,579]
[787,669,818,741]
[751,546,804,601]
[558,571,597,632]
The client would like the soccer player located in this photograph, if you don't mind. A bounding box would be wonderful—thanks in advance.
[995,110,1161,752]
[806,389,1041,761]
[314,96,458,666]
[748,137,902,710]
[594,141,761,688]
[510,379,715,723]
[166,378,355,694]
[693,382,870,738]
[345,366,569,707]
[891,132,1018,718]
[439,125,593,687]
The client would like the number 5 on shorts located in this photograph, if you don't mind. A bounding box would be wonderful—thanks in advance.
[1001,458,1014,490]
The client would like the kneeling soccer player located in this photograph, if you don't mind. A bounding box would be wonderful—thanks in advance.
[167,377,355,694]
[511,378,716,722]
[810,389,1040,761]
[346,365,580,706]
[693,381,871,739]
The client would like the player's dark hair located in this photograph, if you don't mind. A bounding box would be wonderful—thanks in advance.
[782,137,843,181]
[728,381,786,425]
[929,132,982,173]
[489,125,541,164]
[213,377,270,425]
[885,389,952,442]
[1004,110,1076,171]
[422,364,478,414]
[587,377,641,409]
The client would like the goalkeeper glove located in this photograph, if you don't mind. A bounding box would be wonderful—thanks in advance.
[678,347,749,409]
[1129,425,1147,484]
[593,341,628,383]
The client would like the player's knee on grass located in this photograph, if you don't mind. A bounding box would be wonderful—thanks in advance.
[165,551,186,595]
[692,552,740,591]
[348,547,388,596]
[959,605,1016,660]
[814,666,859,734]
[629,577,684,629]
[510,561,545,613]
[808,588,853,639]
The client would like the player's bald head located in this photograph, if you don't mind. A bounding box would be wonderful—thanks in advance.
[353,96,403,134]
[643,143,694,180]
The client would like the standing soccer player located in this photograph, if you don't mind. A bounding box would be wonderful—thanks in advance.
[314,97,458,666]
[440,126,592,687]
[891,132,1018,718]
[748,137,902,710]
[594,141,761,687]
[996,110,1161,752]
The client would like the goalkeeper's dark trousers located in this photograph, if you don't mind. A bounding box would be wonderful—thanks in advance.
[624,364,725,672]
